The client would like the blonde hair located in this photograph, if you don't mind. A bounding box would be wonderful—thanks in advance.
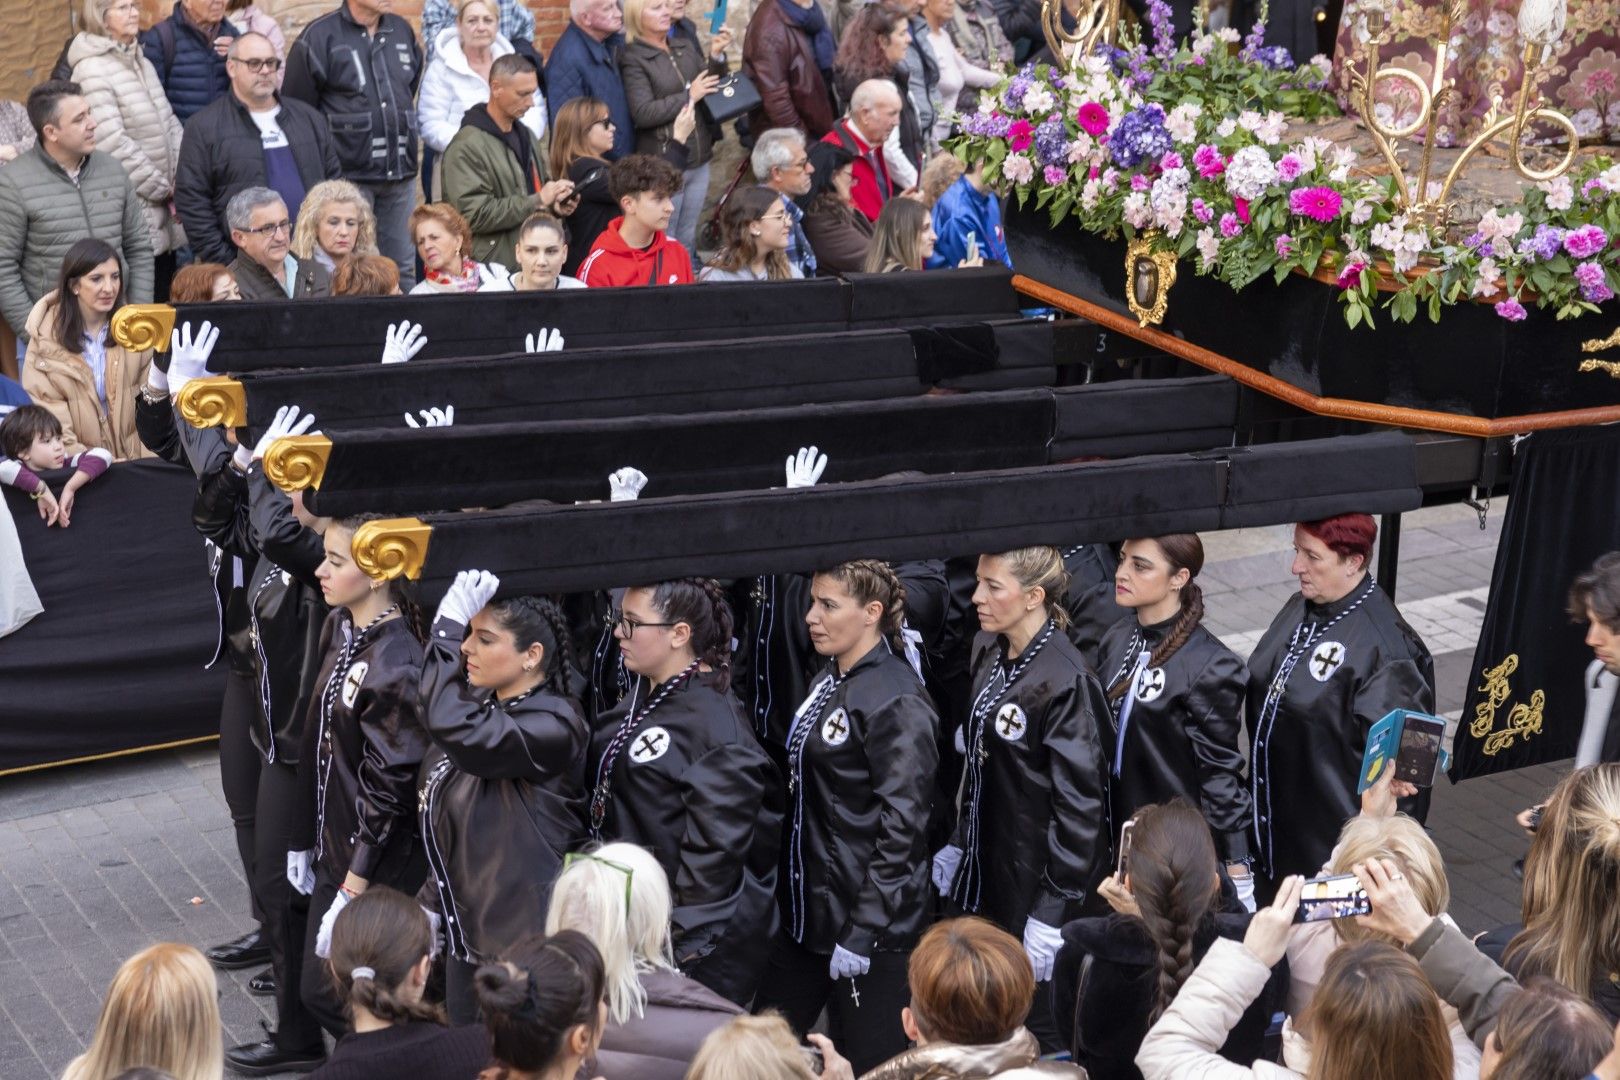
[457,0,496,20]
[61,944,223,1080]
[1327,814,1449,945]
[919,150,965,207]
[543,842,675,1026]
[291,180,379,262]
[686,1013,815,1080]
[988,545,1071,629]
[621,0,659,45]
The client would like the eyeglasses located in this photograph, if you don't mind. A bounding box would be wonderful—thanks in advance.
[563,852,634,912]
[613,610,678,638]
[787,157,810,170]
[231,56,283,72]
[240,219,291,237]
[760,210,790,223]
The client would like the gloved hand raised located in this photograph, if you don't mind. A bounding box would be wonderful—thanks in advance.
[403,405,455,428]
[525,328,564,353]
[237,405,318,471]
[828,944,871,981]
[785,445,829,488]
[931,844,963,895]
[436,569,500,628]
[609,467,648,502]
[163,320,220,399]
[1022,916,1065,982]
[381,321,428,364]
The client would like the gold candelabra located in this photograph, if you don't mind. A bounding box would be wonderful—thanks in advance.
[1040,0,1121,66]
[1348,0,1579,229]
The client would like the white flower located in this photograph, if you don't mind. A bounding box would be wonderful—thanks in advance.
[1023,83,1056,115]
[1328,145,1357,184]
[1123,191,1153,229]
[1370,221,1403,251]
[1196,227,1221,266]
[1081,178,1102,210]
[1003,153,1035,184]
[1217,26,1240,42]
[1151,173,1189,236]
[1080,53,1110,77]
[1216,117,1238,138]
[1166,103,1202,144]
[1598,165,1620,193]
[1539,175,1574,211]
[1476,208,1524,245]
[1471,257,1502,298]
[1256,110,1288,145]
[1349,197,1376,225]
[1192,34,1215,56]
[1309,53,1332,72]
[1572,108,1603,137]
[1238,110,1264,133]
[1224,145,1279,201]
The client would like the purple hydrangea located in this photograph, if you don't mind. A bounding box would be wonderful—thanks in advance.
[1110,103,1173,169]
[1252,45,1295,70]
[961,110,1012,137]
[1517,224,1565,262]
[1575,261,1615,303]
[1034,116,1070,167]
[1005,66,1036,111]
[1564,224,1610,259]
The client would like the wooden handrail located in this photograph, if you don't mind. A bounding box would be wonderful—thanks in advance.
[1013,274,1620,437]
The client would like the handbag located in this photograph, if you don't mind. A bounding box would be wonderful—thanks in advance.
[699,72,762,125]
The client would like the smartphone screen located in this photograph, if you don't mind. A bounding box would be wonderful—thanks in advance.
[1117,819,1135,876]
[965,230,980,262]
[1395,716,1446,786]
[1294,873,1371,923]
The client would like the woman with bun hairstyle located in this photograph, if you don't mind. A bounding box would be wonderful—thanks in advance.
[752,559,939,1075]
[587,577,781,1007]
[419,569,591,1023]
[476,930,609,1080]
[1097,535,1254,901]
[310,886,490,1079]
[931,544,1108,1052]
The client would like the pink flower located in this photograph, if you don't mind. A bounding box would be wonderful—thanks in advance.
[1564,224,1610,259]
[1076,102,1110,136]
[1234,197,1251,224]
[1088,165,1100,179]
[1219,212,1242,238]
[1159,151,1184,171]
[1131,174,1152,191]
[1277,153,1303,183]
[1008,119,1034,152]
[1288,186,1344,222]
[1191,197,1213,224]
[1044,164,1068,185]
[1494,298,1528,321]
[1192,144,1225,179]
[1275,233,1295,258]
[1335,261,1366,290]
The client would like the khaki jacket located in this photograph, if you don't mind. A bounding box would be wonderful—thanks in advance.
[21,292,153,461]
[862,1029,1088,1079]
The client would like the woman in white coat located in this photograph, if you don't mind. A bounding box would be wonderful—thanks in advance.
[67,0,185,297]
[416,0,546,199]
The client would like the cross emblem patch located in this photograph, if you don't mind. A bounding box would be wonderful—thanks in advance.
[994,703,1027,741]
[1310,641,1346,682]
[1134,667,1167,703]
[821,708,851,746]
[629,725,671,764]
[340,662,369,708]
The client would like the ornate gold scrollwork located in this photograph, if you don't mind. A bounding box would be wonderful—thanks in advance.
[1470,654,1546,756]
[1125,230,1176,327]
[175,376,246,427]
[110,304,177,352]
[1483,691,1546,755]
[352,518,432,582]
[263,434,333,491]
[1580,328,1620,352]
[1579,358,1620,379]
[1040,0,1120,67]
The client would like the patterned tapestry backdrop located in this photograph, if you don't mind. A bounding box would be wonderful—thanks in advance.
[1332,0,1620,148]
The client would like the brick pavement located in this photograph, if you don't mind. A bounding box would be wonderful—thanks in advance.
[0,501,1570,1079]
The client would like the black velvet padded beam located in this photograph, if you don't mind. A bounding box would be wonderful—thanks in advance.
[404,432,1420,597]
[301,376,1242,517]
[173,267,1025,373]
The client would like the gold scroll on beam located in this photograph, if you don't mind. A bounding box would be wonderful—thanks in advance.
[353,518,433,581]
[176,377,246,428]
[263,434,334,491]
[110,304,176,353]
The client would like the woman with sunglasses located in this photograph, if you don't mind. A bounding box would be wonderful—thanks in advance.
[416,569,590,1023]
[586,577,781,1008]
[699,186,805,282]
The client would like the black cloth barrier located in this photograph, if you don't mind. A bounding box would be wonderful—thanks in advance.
[301,376,1242,517]
[170,267,1025,374]
[407,432,1420,597]
[0,460,227,772]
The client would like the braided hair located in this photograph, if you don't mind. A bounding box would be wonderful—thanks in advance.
[332,513,427,642]
[642,578,735,691]
[819,559,909,655]
[1107,534,1206,705]
[326,885,445,1027]
[489,595,578,698]
[1125,800,1221,1024]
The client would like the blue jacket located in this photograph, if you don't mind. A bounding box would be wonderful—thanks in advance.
[927,174,1012,270]
[544,23,633,160]
[140,8,239,122]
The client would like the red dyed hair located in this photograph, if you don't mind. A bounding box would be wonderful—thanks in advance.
[1300,513,1377,567]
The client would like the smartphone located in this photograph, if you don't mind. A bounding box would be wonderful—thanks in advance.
[965,230,980,262]
[800,1045,824,1074]
[1394,714,1446,786]
[1117,818,1135,876]
[708,0,728,35]
[1293,873,1371,923]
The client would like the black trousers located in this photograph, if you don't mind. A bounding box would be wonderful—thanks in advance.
[219,670,266,929]
[446,955,480,1026]
[255,758,325,1053]
[299,869,349,1039]
[752,932,911,1075]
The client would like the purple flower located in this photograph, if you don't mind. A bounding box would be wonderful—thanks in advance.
[1146,0,1175,58]
[1131,174,1151,191]
[1159,150,1184,170]
[1275,233,1295,258]
[1252,44,1295,69]
[1276,153,1303,183]
[1192,144,1225,179]
[1219,212,1242,238]
[962,110,1011,137]
[1241,18,1267,60]
[1005,65,1036,110]
[1035,116,1069,167]
[1575,261,1615,303]
[1564,224,1610,259]
[1288,186,1344,222]
[1110,103,1173,169]
[1517,224,1565,262]
[1044,163,1068,185]
[1494,298,1528,321]
[1192,197,1213,223]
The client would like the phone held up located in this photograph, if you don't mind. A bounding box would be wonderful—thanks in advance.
[1293,873,1371,923]
[1117,818,1135,877]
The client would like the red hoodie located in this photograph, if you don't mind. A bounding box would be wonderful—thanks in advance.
[578,217,694,288]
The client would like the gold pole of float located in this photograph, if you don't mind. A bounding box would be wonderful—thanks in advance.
[263,434,334,491]
[176,377,247,427]
[352,518,433,582]
[110,303,176,352]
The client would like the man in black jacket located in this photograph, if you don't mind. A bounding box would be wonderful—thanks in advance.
[176,33,341,266]
[283,0,423,288]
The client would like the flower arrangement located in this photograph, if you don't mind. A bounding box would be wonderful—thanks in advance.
[949,0,1620,327]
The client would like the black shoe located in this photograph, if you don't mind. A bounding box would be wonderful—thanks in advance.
[247,966,275,995]
[207,929,271,970]
[225,1037,324,1076]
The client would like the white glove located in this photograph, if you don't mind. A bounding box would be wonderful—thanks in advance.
[437,569,501,627]
[381,321,428,364]
[954,725,966,755]
[403,404,455,428]
[785,445,828,488]
[525,327,564,353]
[286,849,316,896]
[252,405,318,462]
[166,320,220,399]
[478,263,514,291]
[1023,917,1065,982]
[931,844,963,895]
[829,944,871,981]
[609,466,648,502]
[314,889,351,959]
[423,906,444,959]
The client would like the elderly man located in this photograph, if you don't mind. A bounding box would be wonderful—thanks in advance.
[177,33,342,265]
[820,79,902,222]
[753,127,817,278]
[141,0,240,121]
[545,0,632,159]
[0,81,151,350]
[226,187,331,299]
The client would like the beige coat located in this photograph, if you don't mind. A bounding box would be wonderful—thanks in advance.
[21,292,153,461]
[1136,938,1301,1080]
[67,32,186,255]
[862,1029,1088,1079]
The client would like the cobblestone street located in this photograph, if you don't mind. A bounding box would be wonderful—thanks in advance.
[0,501,1566,1079]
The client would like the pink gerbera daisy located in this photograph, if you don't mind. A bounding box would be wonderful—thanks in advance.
[1076,102,1110,136]
[1288,186,1344,222]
